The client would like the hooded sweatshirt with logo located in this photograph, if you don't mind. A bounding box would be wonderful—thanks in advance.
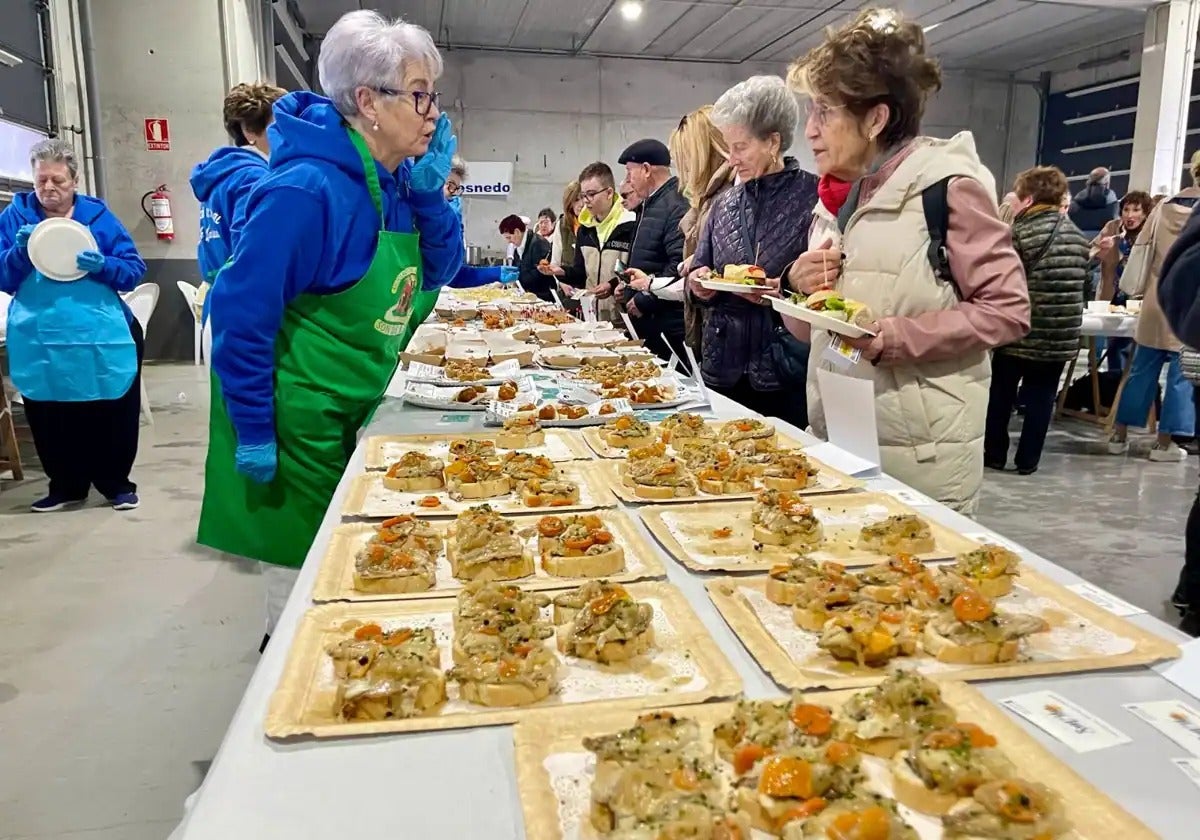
[208,91,463,446]
[0,192,145,322]
[189,146,268,284]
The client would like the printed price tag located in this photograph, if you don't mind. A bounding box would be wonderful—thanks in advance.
[403,383,437,398]
[559,385,600,405]
[1067,583,1145,617]
[406,361,444,381]
[437,413,473,425]
[1125,701,1200,756]
[1000,691,1131,753]
[487,400,522,420]
[517,374,538,394]
[822,337,862,370]
[1174,757,1200,789]
[884,486,938,508]
[488,358,521,378]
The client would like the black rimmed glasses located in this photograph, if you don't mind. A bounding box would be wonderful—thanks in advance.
[375,87,442,116]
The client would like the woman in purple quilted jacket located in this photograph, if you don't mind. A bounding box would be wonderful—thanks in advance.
[688,75,819,427]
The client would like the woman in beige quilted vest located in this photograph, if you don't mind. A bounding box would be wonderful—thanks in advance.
[782,8,1030,514]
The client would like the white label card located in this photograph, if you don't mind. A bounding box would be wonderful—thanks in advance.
[1174,757,1200,789]
[822,337,862,370]
[403,383,437,398]
[1000,691,1131,753]
[1125,701,1200,756]
[559,385,600,405]
[406,361,444,381]
[1067,583,1146,617]
[486,401,522,421]
[884,486,939,508]
[815,368,879,469]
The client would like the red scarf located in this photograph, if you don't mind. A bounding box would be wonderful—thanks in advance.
[817,174,853,215]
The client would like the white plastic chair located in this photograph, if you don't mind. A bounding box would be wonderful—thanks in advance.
[175,281,203,365]
[123,283,160,426]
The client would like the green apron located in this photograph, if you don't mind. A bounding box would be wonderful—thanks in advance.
[197,128,422,567]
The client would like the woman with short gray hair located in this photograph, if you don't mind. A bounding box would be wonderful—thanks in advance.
[0,137,147,513]
[686,75,818,426]
[198,9,463,639]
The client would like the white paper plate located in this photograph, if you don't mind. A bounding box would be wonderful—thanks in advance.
[698,278,774,294]
[28,217,98,282]
[770,295,876,338]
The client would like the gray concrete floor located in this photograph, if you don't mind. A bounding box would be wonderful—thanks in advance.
[0,364,1192,839]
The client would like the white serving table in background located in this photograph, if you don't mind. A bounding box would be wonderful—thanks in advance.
[172,369,1197,840]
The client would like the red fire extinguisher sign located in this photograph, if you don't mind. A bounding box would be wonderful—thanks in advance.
[144,118,170,151]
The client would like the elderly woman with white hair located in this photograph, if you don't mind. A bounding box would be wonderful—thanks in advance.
[0,138,147,513]
[687,75,818,425]
[198,10,463,638]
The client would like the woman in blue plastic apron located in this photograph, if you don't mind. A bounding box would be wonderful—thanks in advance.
[0,138,148,512]
[190,81,287,364]
[198,10,463,641]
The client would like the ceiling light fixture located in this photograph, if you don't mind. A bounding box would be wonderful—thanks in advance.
[923,23,941,33]
[620,1,643,22]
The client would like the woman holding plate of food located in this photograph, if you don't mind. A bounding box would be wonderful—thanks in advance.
[686,75,818,426]
[782,8,1029,513]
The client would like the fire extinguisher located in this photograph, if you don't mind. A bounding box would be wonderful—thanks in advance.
[141,184,175,241]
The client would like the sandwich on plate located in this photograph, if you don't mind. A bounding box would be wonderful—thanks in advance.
[817,602,922,667]
[326,624,446,721]
[520,477,581,507]
[922,590,1048,665]
[382,451,445,492]
[556,583,654,663]
[858,514,936,555]
[605,415,656,449]
[752,489,824,548]
[448,504,532,582]
[552,579,630,625]
[718,263,767,284]
[833,672,957,758]
[631,457,699,500]
[952,544,1022,598]
[694,446,759,495]
[782,795,919,840]
[761,450,821,491]
[448,437,497,461]
[719,417,776,445]
[496,415,545,448]
[536,513,625,576]
[658,411,714,450]
[444,456,511,501]
[941,778,1070,839]
[891,721,1014,815]
[797,290,875,329]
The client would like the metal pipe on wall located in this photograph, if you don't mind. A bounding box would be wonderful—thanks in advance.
[77,0,107,199]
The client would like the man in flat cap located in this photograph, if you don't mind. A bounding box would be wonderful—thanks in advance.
[617,138,691,369]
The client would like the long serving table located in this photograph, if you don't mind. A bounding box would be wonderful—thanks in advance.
[173,368,1198,840]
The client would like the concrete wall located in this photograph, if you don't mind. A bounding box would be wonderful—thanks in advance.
[84,0,267,360]
[442,52,1023,252]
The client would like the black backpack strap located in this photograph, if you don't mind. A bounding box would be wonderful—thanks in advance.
[922,176,960,298]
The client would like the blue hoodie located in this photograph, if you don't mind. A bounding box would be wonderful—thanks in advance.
[445,195,503,288]
[189,146,268,284]
[209,91,464,446]
[0,192,146,313]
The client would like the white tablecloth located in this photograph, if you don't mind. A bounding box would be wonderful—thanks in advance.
[1081,311,1138,338]
[171,372,1197,840]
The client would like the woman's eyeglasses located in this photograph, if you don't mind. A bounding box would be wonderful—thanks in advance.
[804,100,845,127]
[445,182,463,196]
[375,87,442,116]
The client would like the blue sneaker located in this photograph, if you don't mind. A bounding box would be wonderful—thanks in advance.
[110,492,140,511]
[30,494,87,513]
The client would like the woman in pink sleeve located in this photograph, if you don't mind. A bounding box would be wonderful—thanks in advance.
[782,8,1030,513]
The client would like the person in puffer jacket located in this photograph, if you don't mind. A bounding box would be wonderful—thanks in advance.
[688,76,818,427]
[783,9,1029,514]
[984,166,1089,475]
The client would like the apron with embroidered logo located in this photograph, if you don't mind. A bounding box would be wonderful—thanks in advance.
[198,128,420,567]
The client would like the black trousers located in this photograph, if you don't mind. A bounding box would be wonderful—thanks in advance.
[713,376,808,431]
[23,318,143,499]
[983,352,1064,471]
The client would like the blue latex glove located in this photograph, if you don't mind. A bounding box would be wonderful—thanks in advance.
[76,250,106,274]
[15,224,35,249]
[235,441,278,483]
[409,114,457,194]
[499,266,520,284]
